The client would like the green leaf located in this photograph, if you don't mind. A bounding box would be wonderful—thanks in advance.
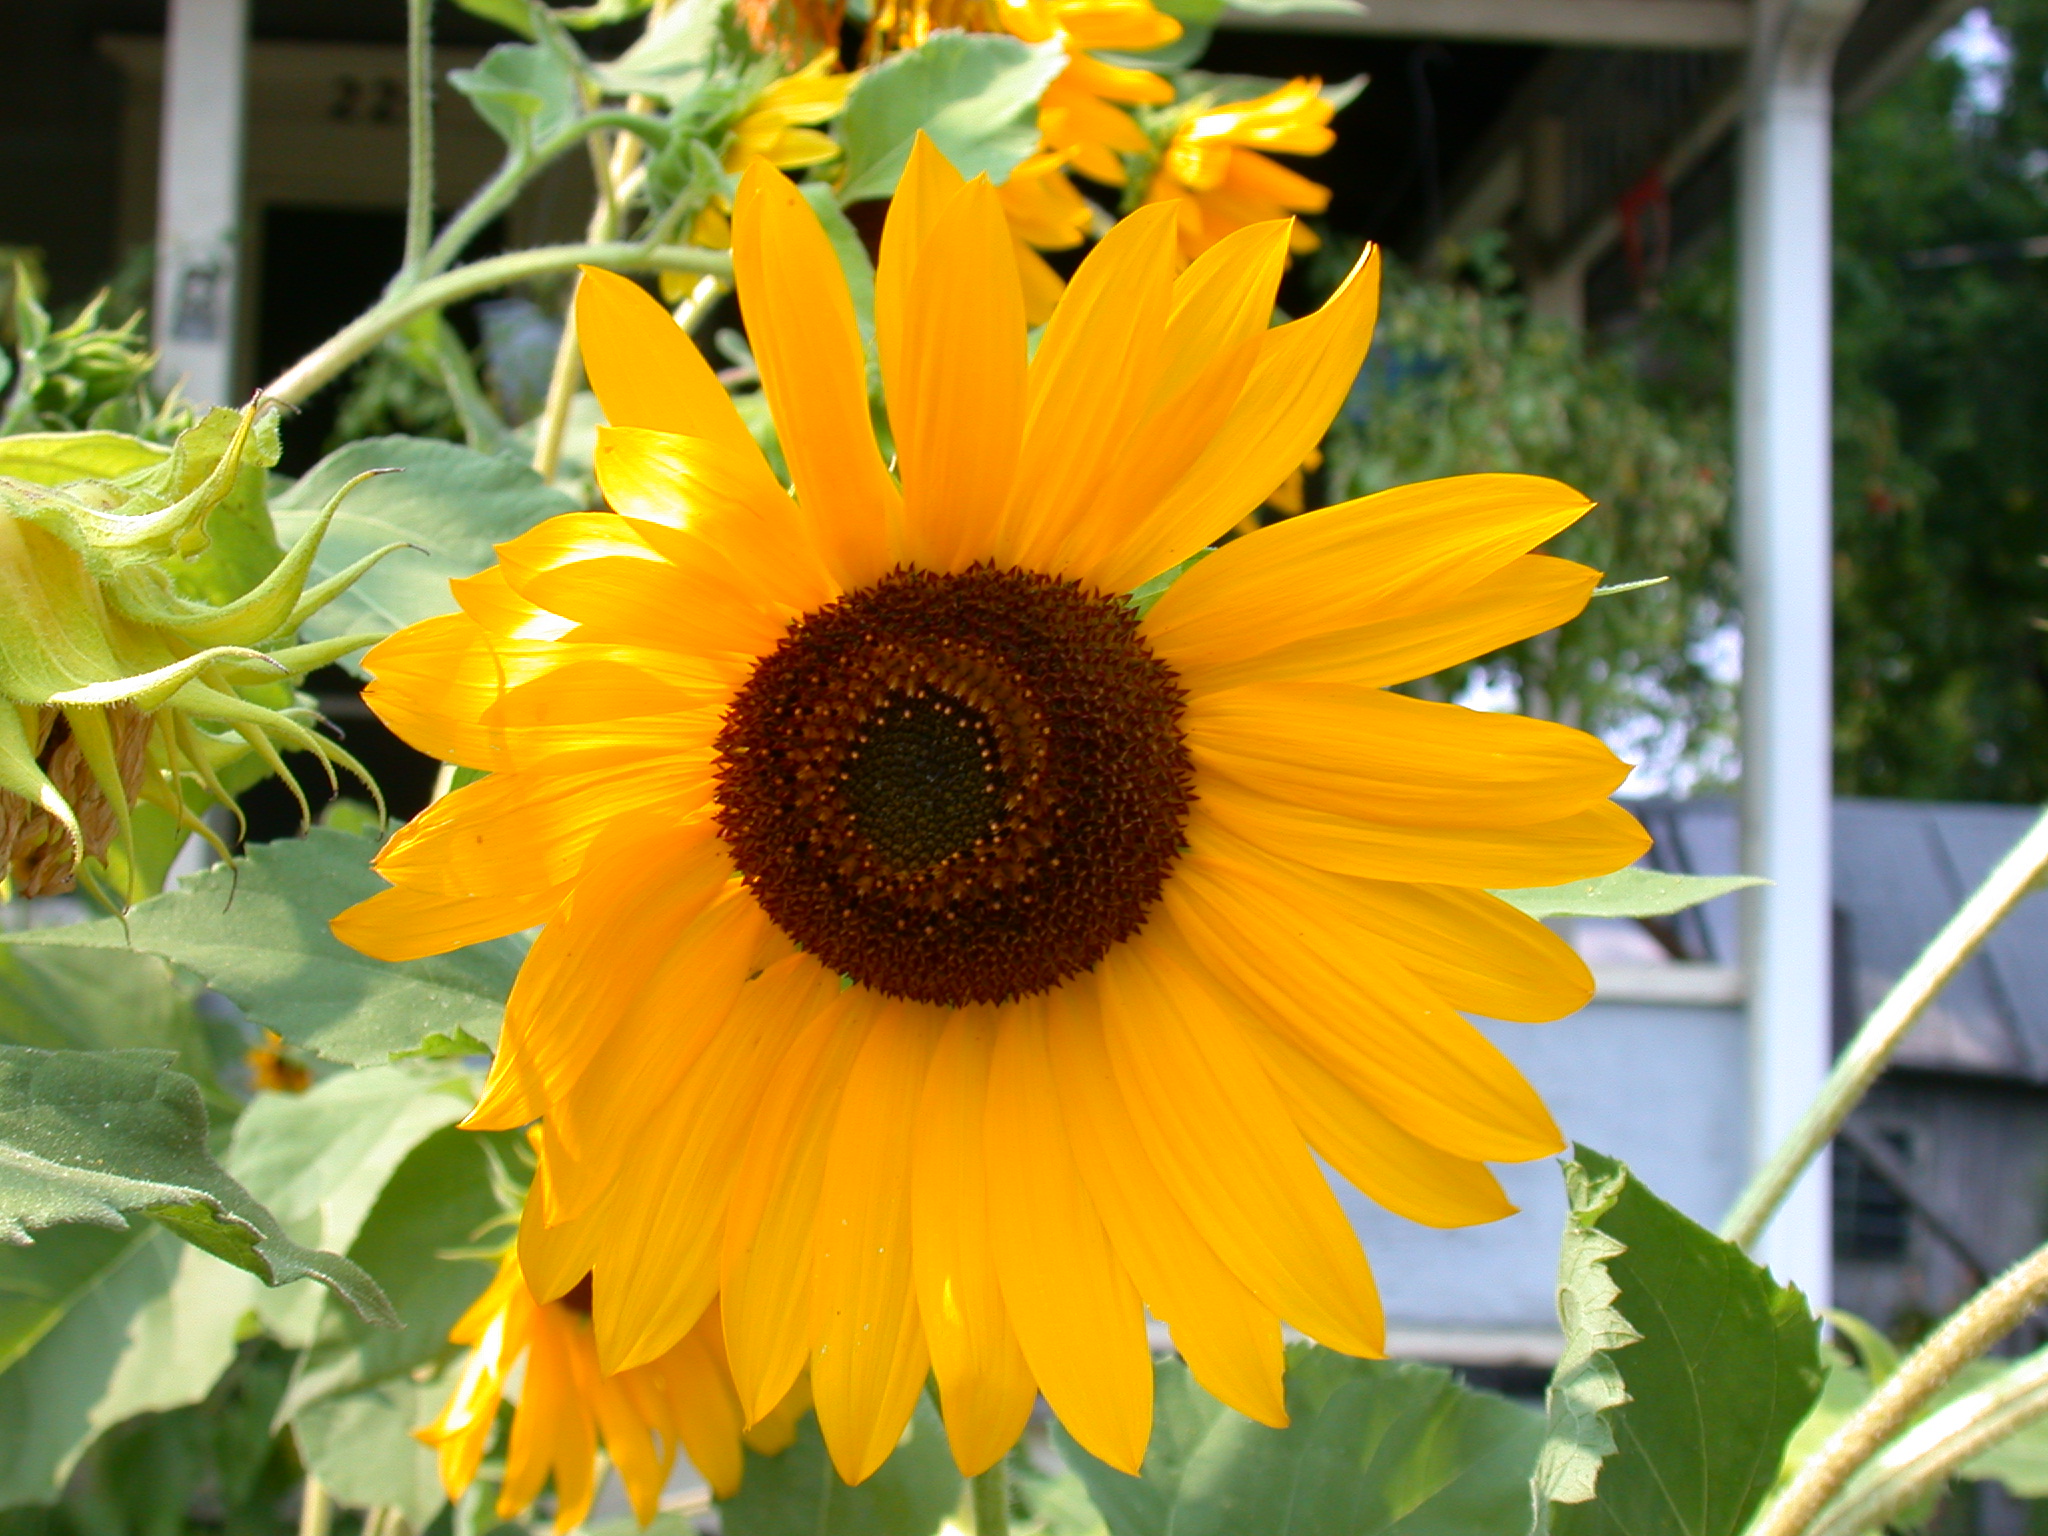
[597,0,727,99]
[1055,1358,1228,1536]
[836,33,1068,204]
[0,1228,256,1505]
[225,1063,479,1346]
[1128,549,1213,620]
[448,0,541,37]
[1538,1146,1824,1536]
[449,42,584,153]
[13,829,527,1067]
[1492,867,1766,919]
[292,1364,455,1530]
[278,1122,517,1417]
[1059,1349,1541,1536]
[718,1396,961,1536]
[271,435,576,676]
[0,942,239,1122]
[0,431,166,485]
[0,1044,394,1327]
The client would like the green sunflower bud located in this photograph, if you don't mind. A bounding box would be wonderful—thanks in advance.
[0,399,399,901]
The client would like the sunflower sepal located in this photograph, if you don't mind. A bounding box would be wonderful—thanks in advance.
[1,401,394,900]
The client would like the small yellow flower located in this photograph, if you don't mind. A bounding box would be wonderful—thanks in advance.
[0,403,382,900]
[686,56,855,253]
[420,1240,801,1530]
[246,1029,312,1093]
[1145,78,1336,260]
[997,0,1180,186]
[993,150,1096,324]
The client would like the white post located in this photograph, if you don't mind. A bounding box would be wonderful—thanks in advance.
[153,0,249,407]
[1737,0,1863,1307]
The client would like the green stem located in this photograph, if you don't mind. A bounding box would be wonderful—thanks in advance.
[297,1479,332,1536]
[1719,804,2048,1252]
[411,113,670,283]
[1743,1240,2048,1536]
[403,0,435,275]
[971,1460,1008,1536]
[1807,1342,2048,1536]
[260,242,732,406]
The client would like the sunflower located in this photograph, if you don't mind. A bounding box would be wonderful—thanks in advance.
[420,1235,805,1528]
[336,138,1647,1486]
[1144,77,1337,259]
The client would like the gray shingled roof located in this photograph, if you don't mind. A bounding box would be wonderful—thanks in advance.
[1627,797,2048,1082]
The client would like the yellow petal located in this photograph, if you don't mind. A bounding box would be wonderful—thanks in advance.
[465,820,729,1130]
[721,986,874,1423]
[999,203,1179,573]
[877,132,969,412]
[1096,940,1384,1358]
[912,1010,1039,1476]
[594,425,838,619]
[576,267,766,469]
[551,891,774,1222]
[1046,996,1287,1427]
[732,161,900,589]
[1092,243,1381,592]
[1246,1021,1515,1228]
[498,1308,596,1523]
[332,880,567,963]
[986,997,1153,1474]
[519,1154,603,1305]
[589,1359,675,1526]
[810,1002,941,1485]
[1144,473,1592,675]
[580,926,805,1377]
[1163,840,1566,1162]
[1185,682,1629,830]
[1183,553,1598,694]
[372,756,709,900]
[1194,779,1651,889]
[636,1304,748,1499]
[496,510,790,662]
[1223,852,1595,1023]
[890,177,1027,573]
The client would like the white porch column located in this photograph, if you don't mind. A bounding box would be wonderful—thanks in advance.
[1737,0,1863,1306]
[153,0,249,407]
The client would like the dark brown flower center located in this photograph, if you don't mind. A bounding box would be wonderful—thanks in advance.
[714,565,1193,1007]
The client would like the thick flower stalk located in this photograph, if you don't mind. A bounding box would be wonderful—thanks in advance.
[0,403,385,899]
[336,138,1646,1486]
[420,1212,803,1529]
[1144,78,1338,259]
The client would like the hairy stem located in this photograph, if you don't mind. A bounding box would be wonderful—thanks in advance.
[1744,1241,2048,1536]
[1808,1343,2048,1536]
[1720,805,2048,1252]
[972,1459,1009,1536]
[260,242,730,406]
[404,0,435,275]
[529,1,675,480]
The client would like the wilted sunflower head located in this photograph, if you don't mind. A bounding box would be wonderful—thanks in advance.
[0,401,388,900]
[338,137,1647,1487]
